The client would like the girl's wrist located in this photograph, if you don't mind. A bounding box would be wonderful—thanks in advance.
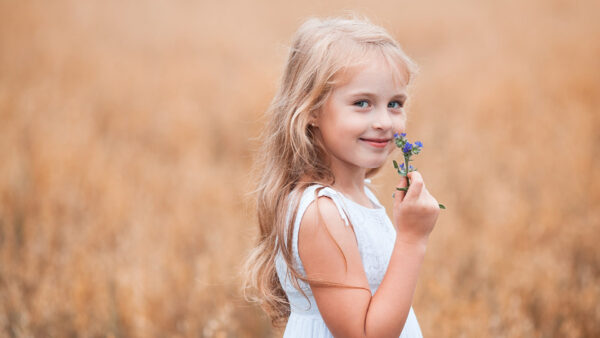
[394,235,429,253]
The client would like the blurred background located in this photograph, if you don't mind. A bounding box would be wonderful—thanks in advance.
[1,0,598,337]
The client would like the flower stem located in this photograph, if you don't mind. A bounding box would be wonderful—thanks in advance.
[404,156,410,187]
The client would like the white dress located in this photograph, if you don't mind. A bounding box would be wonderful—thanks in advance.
[275,179,423,337]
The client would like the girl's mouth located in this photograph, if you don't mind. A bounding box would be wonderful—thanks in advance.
[360,138,390,148]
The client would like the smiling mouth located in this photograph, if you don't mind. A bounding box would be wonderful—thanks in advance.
[360,138,391,148]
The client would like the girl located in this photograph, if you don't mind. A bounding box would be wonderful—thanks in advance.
[242,14,441,338]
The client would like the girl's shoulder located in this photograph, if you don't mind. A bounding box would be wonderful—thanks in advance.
[290,178,380,229]
[286,183,349,231]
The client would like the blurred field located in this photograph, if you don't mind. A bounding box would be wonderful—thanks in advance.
[1,0,599,337]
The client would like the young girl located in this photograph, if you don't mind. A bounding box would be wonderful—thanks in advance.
[243,14,441,338]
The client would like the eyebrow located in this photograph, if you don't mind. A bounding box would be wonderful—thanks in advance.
[349,91,407,101]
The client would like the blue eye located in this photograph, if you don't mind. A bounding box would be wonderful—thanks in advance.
[354,100,369,108]
[388,101,404,109]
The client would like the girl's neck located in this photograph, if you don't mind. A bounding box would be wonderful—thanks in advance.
[331,174,366,197]
[329,161,368,199]
[300,169,374,208]
[299,160,369,202]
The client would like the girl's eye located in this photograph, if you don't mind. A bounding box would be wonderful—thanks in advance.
[388,101,404,109]
[354,100,369,108]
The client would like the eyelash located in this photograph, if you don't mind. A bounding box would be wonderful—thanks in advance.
[354,100,404,109]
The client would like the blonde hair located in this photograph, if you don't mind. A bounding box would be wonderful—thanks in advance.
[241,13,419,327]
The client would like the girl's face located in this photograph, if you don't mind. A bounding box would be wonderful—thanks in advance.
[315,53,408,171]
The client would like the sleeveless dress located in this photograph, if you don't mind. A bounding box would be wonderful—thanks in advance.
[274,179,423,338]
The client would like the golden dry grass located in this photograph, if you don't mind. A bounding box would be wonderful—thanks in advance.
[0,0,599,337]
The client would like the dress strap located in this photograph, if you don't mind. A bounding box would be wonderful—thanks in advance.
[315,186,351,227]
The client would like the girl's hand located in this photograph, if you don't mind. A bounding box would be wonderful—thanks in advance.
[392,171,440,246]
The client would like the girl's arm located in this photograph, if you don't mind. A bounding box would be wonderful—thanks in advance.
[298,171,439,337]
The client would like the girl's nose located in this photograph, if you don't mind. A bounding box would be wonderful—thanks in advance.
[372,109,393,130]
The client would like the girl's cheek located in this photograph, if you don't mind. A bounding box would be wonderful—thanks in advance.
[393,116,406,129]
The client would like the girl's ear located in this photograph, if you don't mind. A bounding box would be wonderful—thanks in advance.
[309,112,319,127]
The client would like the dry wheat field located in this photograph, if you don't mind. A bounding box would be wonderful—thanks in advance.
[0,0,599,337]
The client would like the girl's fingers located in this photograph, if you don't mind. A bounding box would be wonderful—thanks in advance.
[393,174,409,206]
[405,171,424,201]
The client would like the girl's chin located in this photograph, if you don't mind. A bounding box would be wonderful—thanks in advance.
[363,158,388,169]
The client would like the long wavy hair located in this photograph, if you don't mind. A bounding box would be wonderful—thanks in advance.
[241,13,419,327]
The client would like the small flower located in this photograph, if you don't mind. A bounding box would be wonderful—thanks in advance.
[394,132,399,138]
[392,133,446,209]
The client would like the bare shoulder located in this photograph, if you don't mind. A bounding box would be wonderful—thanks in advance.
[298,195,352,242]
[297,195,365,284]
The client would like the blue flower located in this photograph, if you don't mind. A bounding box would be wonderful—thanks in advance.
[415,141,423,148]
[399,163,405,169]
[402,142,413,153]
[401,133,407,137]
[409,164,414,170]
[394,132,399,138]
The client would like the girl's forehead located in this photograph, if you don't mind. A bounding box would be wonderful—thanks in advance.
[333,55,409,90]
